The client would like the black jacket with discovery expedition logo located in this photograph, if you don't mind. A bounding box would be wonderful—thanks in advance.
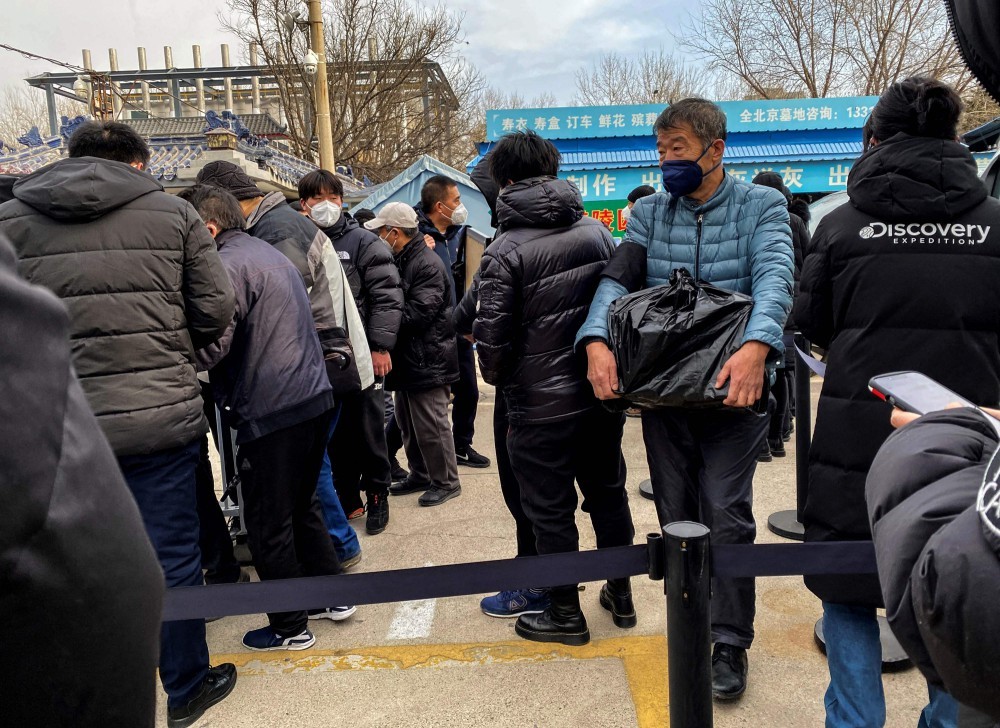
[793,133,1000,606]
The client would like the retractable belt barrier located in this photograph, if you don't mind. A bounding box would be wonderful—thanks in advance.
[163,539,877,622]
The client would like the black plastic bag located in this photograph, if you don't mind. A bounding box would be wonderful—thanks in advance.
[608,268,754,408]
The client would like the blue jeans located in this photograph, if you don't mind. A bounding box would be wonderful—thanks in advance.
[823,602,957,728]
[314,404,360,561]
[118,439,208,707]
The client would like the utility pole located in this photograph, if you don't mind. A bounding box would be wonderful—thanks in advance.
[306,0,335,170]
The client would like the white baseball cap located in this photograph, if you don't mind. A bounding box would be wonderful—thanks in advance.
[364,202,419,230]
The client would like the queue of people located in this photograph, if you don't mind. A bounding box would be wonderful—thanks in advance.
[2,73,999,728]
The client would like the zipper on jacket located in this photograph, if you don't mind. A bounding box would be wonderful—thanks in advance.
[695,213,704,280]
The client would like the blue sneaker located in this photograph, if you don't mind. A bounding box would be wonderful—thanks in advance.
[242,626,316,651]
[308,606,357,622]
[480,589,549,618]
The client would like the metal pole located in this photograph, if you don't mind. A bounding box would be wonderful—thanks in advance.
[192,45,206,114]
[307,0,336,170]
[44,84,58,136]
[794,333,812,523]
[137,47,151,115]
[664,521,713,728]
[221,44,235,111]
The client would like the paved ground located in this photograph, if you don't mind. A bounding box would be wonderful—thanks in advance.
[158,378,930,727]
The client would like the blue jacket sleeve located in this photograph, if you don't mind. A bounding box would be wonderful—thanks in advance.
[575,197,651,348]
[743,191,794,351]
[575,277,628,347]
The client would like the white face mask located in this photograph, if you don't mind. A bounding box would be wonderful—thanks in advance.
[307,200,341,228]
[443,201,468,226]
[621,205,632,225]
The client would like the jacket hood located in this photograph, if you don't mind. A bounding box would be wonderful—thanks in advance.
[13,157,163,222]
[469,151,500,228]
[495,176,584,230]
[245,190,288,228]
[848,134,987,221]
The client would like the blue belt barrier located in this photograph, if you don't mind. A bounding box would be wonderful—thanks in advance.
[163,540,877,622]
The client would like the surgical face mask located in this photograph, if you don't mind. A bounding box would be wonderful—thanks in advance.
[621,205,632,225]
[660,144,719,198]
[307,200,341,228]
[442,201,468,226]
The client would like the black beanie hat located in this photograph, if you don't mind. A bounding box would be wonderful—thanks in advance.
[752,171,791,203]
[196,161,264,200]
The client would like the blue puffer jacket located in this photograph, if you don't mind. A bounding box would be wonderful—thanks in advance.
[576,173,794,353]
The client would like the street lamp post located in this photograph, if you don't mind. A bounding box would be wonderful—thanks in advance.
[306,0,336,171]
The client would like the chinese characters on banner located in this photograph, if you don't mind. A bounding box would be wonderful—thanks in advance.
[486,97,882,141]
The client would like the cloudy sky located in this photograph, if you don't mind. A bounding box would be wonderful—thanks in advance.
[2,0,700,104]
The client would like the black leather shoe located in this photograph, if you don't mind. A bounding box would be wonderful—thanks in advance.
[712,644,748,701]
[767,438,786,457]
[365,490,390,534]
[757,441,772,463]
[167,663,238,727]
[599,579,637,628]
[515,586,590,646]
[417,485,461,507]
[389,477,429,496]
[389,458,409,484]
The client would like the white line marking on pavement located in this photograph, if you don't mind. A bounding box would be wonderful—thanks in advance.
[386,562,437,640]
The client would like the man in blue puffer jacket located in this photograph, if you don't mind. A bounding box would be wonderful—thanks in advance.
[577,98,793,701]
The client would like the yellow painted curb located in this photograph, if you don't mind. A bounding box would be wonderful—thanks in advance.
[212,634,669,727]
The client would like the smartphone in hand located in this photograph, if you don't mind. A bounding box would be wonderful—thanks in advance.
[869,371,976,415]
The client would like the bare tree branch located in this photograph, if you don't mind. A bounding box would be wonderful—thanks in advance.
[221,0,485,181]
[574,49,706,105]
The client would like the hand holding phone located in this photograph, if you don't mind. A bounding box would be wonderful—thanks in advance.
[869,371,975,416]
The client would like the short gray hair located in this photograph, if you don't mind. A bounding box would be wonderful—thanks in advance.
[653,98,728,145]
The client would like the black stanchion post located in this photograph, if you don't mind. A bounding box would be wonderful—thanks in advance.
[767,333,810,540]
[664,521,713,728]
[794,333,812,525]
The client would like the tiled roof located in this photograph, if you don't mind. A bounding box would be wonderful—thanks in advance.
[121,113,288,138]
[551,142,862,171]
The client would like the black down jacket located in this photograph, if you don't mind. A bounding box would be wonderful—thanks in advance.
[0,157,234,456]
[474,176,616,424]
[867,409,1000,721]
[386,232,458,392]
[321,212,402,352]
[794,133,1000,606]
[0,235,164,727]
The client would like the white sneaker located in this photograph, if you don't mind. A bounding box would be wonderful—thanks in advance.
[308,606,357,621]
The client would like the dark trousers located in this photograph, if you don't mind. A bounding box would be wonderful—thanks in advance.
[495,392,536,558]
[196,435,241,583]
[240,410,341,636]
[395,386,460,489]
[641,407,767,649]
[331,379,391,513]
[385,404,403,458]
[768,367,790,441]
[118,439,209,708]
[507,407,634,558]
[452,336,479,449]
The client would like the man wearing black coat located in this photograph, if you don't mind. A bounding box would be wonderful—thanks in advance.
[794,77,1000,727]
[299,170,403,535]
[415,175,491,469]
[474,131,636,646]
[0,122,237,726]
[181,185,351,652]
[368,202,461,507]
